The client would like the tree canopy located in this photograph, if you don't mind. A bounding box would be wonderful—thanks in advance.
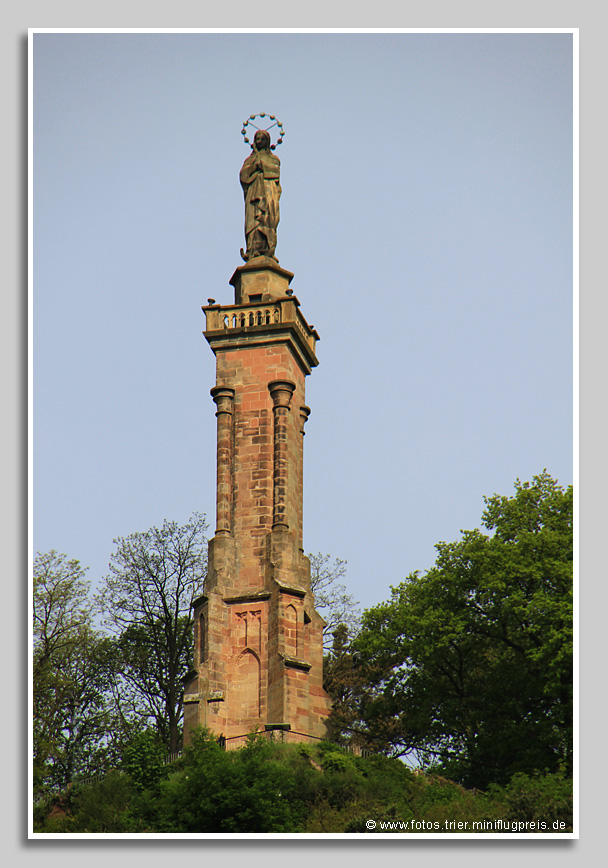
[33,551,118,792]
[33,471,574,820]
[34,733,573,833]
[334,472,573,789]
[97,513,209,752]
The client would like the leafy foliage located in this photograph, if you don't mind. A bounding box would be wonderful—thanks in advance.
[121,729,167,793]
[98,513,208,752]
[33,473,574,830]
[338,472,573,788]
[33,552,120,794]
[33,737,573,834]
[322,624,369,746]
[487,772,573,831]
[33,550,91,664]
[154,731,311,833]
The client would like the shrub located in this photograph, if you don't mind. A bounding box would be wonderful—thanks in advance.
[488,772,573,831]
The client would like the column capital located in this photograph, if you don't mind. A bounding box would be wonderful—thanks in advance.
[298,405,311,435]
[268,379,296,409]
[210,386,235,414]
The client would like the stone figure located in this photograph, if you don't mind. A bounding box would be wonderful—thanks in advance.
[239,129,281,262]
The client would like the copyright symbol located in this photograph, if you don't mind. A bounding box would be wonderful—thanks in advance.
[366,820,376,830]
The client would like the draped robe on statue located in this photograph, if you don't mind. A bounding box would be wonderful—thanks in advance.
[239,147,281,261]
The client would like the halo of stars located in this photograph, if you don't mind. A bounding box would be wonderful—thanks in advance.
[241,113,285,150]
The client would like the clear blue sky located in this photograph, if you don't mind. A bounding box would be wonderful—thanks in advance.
[33,32,573,614]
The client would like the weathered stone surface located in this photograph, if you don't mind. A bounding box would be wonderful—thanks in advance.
[239,129,281,262]
[183,261,332,744]
[229,258,294,304]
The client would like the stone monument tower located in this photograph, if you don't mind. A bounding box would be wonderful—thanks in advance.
[183,116,332,744]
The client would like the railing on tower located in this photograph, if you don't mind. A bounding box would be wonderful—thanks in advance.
[203,297,318,358]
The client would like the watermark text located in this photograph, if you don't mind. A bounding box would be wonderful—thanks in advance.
[364,818,568,832]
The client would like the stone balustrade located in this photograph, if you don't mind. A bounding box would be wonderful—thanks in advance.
[203,297,318,358]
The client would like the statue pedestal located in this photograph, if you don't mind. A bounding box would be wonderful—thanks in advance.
[230,257,294,304]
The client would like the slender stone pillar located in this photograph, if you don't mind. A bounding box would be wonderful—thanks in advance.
[210,386,235,536]
[268,380,296,530]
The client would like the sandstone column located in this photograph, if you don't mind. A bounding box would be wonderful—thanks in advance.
[210,386,235,536]
[268,380,296,531]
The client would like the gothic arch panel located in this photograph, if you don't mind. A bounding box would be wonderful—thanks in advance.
[285,603,298,656]
[235,648,261,720]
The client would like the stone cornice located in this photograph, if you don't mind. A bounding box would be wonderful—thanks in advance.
[191,594,208,610]
[229,258,295,290]
[222,590,272,605]
[202,295,320,375]
[276,582,307,598]
[281,654,312,671]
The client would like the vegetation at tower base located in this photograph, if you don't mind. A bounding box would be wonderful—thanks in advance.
[33,732,572,833]
[97,513,209,754]
[329,472,573,791]
[32,518,354,799]
[32,473,573,830]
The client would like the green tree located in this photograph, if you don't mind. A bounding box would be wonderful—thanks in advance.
[322,624,370,746]
[487,772,573,831]
[121,729,167,792]
[33,550,91,665]
[345,472,573,788]
[98,513,208,753]
[108,617,195,752]
[33,551,118,793]
[155,731,309,832]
